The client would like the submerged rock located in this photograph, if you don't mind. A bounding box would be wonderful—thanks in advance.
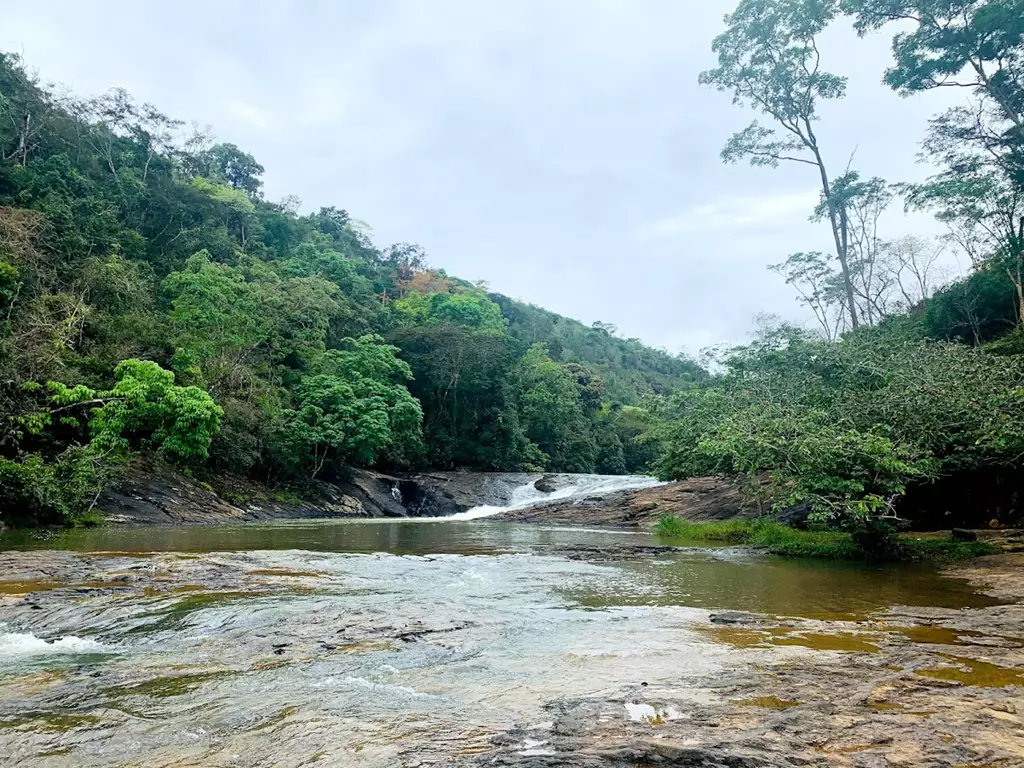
[709,611,766,626]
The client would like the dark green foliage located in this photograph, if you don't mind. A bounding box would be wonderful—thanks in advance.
[389,323,533,470]
[515,344,597,473]
[489,293,704,404]
[924,258,1019,344]
[652,325,1024,524]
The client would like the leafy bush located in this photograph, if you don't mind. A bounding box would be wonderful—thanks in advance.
[46,359,223,462]
[652,328,1024,526]
[0,447,119,526]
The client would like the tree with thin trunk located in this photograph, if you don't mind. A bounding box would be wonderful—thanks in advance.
[846,1,1024,320]
[700,0,861,328]
[883,235,945,309]
[814,172,896,323]
[769,251,849,339]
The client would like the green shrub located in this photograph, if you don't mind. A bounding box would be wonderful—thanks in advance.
[650,516,994,562]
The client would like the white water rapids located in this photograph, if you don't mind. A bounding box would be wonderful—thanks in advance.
[446,474,664,521]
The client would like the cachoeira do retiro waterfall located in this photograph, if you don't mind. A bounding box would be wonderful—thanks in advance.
[1,1,1023,765]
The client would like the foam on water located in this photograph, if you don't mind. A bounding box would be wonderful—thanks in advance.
[0,632,107,658]
[447,474,664,521]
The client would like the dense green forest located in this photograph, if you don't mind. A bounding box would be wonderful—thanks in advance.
[656,0,1024,532]
[0,52,701,525]
[4,0,1024,536]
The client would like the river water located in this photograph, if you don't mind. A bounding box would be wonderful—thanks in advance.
[0,503,1002,766]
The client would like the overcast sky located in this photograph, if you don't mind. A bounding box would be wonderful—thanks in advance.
[3,1,972,354]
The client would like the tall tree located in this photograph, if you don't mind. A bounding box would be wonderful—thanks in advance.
[815,172,896,324]
[843,0,1023,133]
[846,1,1024,319]
[700,0,862,328]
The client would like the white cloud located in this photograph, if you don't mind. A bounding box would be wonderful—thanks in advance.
[637,189,821,241]
[224,101,272,131]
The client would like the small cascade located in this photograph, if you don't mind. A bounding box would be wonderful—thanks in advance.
[0,632,108,658]
[446,474,663,521]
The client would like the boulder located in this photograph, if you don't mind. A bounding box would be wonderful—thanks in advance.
[534,475,558,493]
[951,528,978,542]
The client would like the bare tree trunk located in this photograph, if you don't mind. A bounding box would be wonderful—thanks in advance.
[805,127,859,330]
[18,112,31,165]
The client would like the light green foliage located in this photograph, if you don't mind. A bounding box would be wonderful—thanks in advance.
[48,359,223,462]
[163,250,345,387]
[280,240,377,312]
[188,142,265,197]
[164,251,264,376]
[276,336,423,475]
[190,177,256,213]
[0,260,19,307]
[392,290,508,333]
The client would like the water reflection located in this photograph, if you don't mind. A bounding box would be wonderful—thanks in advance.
[1,520,1000,619]
[0,519,644,556]
[562,550,1000,618]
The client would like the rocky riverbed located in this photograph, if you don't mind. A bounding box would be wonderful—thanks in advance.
[1,520,1022,767]
[95,466,647,524]
[479,552,1024,767]
[491,476,752,527]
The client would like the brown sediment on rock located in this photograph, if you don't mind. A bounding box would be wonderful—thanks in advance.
[477,553,1024,767]
[493,477,753,527]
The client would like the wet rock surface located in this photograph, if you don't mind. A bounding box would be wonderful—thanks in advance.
[0,535,1021,767]
[475,553,1024,768]
[95,466,620,525]
[493,477,753,527]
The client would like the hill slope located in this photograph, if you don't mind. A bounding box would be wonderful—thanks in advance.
[0,52,698,525]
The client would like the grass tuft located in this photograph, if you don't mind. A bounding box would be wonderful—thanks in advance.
[651,516,996,562]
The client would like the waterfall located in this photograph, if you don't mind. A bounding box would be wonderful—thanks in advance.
[445,475,663,521]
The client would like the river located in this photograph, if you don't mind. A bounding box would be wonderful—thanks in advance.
[0,487,1019,767]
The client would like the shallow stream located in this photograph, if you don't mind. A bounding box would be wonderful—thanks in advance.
[0,518,1003,766]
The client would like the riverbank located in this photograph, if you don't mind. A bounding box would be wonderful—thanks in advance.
[651,517,1000,561]
[491,476,751,527]
[88,465,649,526]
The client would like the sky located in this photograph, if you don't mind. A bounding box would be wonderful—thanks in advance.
[2,1,972,354]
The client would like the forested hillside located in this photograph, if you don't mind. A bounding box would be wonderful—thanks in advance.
[0,52,700,525]
[654,0,1024,534]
